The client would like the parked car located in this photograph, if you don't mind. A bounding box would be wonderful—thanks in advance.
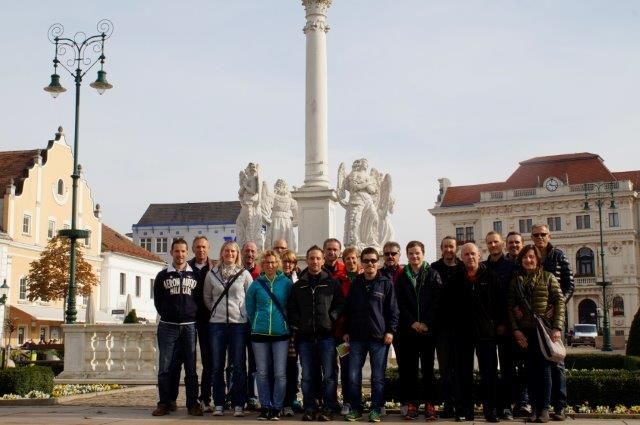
[571,323,598,347]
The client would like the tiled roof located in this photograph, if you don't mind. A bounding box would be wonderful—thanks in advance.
[0,149,47,196]
[101,224,164,263]
[135,201,241,226]
[440,152,639,207]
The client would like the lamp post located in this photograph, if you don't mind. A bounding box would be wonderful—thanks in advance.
[0,279,9,367]
[583,182,616,352]
[44,20,114,324]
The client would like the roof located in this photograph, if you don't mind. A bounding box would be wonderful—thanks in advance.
[0,149,47,196]
[101,224,164,263]
[135,201,241,226]
[440,152,639,207]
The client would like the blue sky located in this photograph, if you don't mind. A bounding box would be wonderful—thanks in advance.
[2,1,639,261]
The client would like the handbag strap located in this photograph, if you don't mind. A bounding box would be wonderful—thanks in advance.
[257,278,287,321]
[209,269,245,320]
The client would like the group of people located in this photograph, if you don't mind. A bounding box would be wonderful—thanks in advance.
[152,222,573,424]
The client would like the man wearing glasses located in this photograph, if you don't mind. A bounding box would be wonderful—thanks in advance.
[530,224,574,422]
[381,241,404,284]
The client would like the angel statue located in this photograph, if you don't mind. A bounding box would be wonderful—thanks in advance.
[337,158,395,250]
[261,179,299,253]
[235,162,265,251]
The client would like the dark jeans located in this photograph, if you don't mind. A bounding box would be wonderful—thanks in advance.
[209,323,247,407]
[197,321,212,404]
[525,329,552,412]
[348,339,389,412]
[551,360,567,411]
[252,340,289,410]
[284,352,300,407]
[298,337,338,412]
[247,337,257,399]
[157,321,198,408]
[398,332,437,405]
[513,346,529,408]
[338,349,350,405]
[455,338,497,417]
[436,329,455,411]
[496,333,515,410]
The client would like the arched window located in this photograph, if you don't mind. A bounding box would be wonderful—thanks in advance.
[578,298,598,324]
[613,296,624,317]
[57,179,64,195]
[576,247,594,276]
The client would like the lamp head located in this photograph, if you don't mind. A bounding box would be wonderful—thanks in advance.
[44,74,67,98]
[89,70,113,95]
[0,278,8,305]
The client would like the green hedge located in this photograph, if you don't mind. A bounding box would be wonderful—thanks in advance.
[565,353,640,371]
[0,366,54,396]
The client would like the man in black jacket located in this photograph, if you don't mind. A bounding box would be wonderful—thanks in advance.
[456,243,500,423]
[288,245,344,421]
[396,241,442,421]
[531,224,574,421]
[152,238,203,417]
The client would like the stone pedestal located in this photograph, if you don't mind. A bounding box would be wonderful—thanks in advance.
[292,187,337,253]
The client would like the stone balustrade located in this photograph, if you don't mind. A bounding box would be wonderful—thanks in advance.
[56,324,158,384]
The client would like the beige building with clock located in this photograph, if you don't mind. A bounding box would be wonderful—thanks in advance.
[429,153,640,337]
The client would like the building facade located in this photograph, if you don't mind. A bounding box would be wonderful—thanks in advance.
[429,153,640,336]
[132,202,240,264]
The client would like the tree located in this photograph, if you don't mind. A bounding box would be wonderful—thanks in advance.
[26,236,99,316]
[627,307,640,356]
[123,309,139,324]
[3,317,17,346]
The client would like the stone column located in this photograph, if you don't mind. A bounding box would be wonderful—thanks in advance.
[293,0,337,253]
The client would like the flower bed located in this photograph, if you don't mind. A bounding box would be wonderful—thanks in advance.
[1,384,124,400]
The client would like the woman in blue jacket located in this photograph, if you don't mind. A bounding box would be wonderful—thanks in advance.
[246,250,292,420]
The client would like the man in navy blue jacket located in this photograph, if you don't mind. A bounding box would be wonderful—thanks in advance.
[152,238,202,417]
[343,247,399,423]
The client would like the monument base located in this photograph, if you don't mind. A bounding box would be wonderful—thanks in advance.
[292,187,337,254]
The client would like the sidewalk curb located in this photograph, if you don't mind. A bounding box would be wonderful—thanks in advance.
[0,385,156,406]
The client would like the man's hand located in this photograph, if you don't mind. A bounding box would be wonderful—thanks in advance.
[513,306,524,320]
[383,333,393,345]
[513,329,528,349]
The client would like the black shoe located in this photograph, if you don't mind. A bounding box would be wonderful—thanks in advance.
[257,408,270,421]
[440,406,455,419]
[318,410,333,421]
[485,413,500,423]
[500,408,514,421]
[302,409,316,421]
[455,415,466,422]
[269,409,281,421]
[550,409,565,421]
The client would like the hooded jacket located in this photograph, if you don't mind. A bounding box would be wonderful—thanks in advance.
[246,271,292,337]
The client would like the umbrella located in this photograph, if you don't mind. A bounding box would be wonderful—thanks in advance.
[85,292,96,324]
[125,293,133,316]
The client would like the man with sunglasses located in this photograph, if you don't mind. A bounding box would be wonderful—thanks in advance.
[530,224,573,421]
[381,241,404,284]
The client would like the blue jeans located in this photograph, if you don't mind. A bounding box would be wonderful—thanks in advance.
[197,322,213,404]
[209,323,247,407]
[298,337,338,412]
[348,339,389,412]
[252,340,289,410]
[526,329,552,412]
[157,321,198,408]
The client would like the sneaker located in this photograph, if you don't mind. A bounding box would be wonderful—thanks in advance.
[234,406,245,417]
[292,399,304,413]
[168,401,177,412]
[247,397,260,411]
[500,408,514,421]
[188,405,204,416]
[257,408,270,420]
[345,410,362,422]
[400,404,408,417]
[282,406,294,417]
[514,405,532,417]
[440,405,454,419]
[368,409,382,423]
[302,410,317,421]
[318,410,334,421]
[425,403,437,421]
[213,405,224,416]
[550,409,565,421]
[152,404,170,416]
[341,403,352,416]
[201,401,213,413]
[404,403,418,420]
[454,416,466,422]
[484,413,500,423]
[270,409,281,420]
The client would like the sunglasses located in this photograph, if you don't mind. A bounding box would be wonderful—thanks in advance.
[532,233,549,238]
[362,258,378,264]
[383,252,399,257]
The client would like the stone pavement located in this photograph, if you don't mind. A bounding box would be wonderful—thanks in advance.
[1,387,639,424]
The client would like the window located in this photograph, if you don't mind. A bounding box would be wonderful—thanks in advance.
[465,226,475,242]
[19,277,27,300]
[576,247,594,276]
[17,327,26,345]
[84,229,91,248]
[47,220,56,239]
[612,296,624,317]
[615,330,625,336]
[492,221,503,235]
[140,238,152,251]
[119,273,126,295]
[150,278,155,299]
[22,214,31,235]
[135,276,141,297]
[576,215,591,230]
[547,216,562,232]
[455,227,464,243]
[519,218,533,234]
[57,179,64,195]
[609,212,620,227]
[156,238,168,253]
[455,226,474,243]
[39,327,47,342]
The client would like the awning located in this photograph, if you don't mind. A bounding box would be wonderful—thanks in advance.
[10,304,119,324]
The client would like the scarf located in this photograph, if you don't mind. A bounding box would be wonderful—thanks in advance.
[220,263,242,281]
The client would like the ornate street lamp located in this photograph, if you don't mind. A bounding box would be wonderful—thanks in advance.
[0,279,8,305]
[583,182,616,351]
[44,20,114,324]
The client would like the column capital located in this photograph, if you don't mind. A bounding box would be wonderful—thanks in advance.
[302,0,332,18]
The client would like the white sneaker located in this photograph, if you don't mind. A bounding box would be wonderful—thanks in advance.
[234,406,245,417]
[341,403,351,416]
[213,406,224,416]
[400,404,408,417]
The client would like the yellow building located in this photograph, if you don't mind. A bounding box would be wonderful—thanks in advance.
[0,127,102,346]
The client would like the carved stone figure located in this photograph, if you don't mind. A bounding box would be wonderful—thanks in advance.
[337,158,395,250]
[262,179,299,253]
[236,162,264,251]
